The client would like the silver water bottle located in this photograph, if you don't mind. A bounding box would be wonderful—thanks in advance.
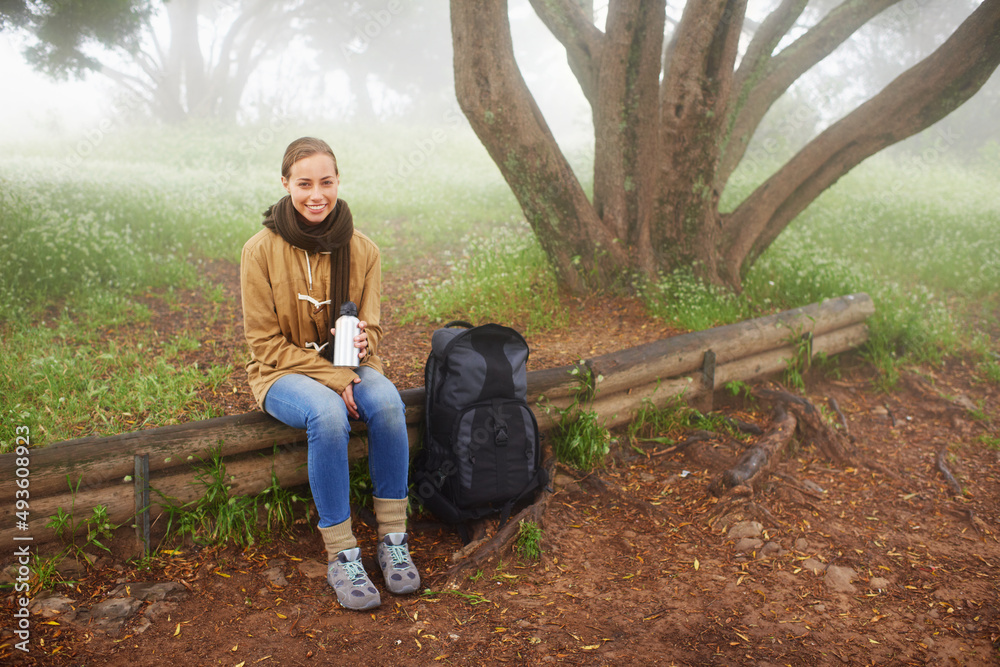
[332,301,361,368]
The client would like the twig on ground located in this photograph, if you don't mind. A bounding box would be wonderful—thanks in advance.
[935,443,964,496]
[828,397,855,443]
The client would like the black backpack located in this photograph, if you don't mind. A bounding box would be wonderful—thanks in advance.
[411,321,548,539]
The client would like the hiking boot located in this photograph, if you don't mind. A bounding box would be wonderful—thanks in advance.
[327,548,381,610]
[376,533,421,595]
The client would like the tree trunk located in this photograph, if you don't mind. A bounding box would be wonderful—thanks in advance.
[451,0,1000,294]
[451,0,627,293]
[653,0,745,283]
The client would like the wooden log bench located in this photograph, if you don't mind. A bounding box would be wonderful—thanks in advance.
[0,294,875,547]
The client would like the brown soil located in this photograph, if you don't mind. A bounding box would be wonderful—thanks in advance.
[3,260,1000,667]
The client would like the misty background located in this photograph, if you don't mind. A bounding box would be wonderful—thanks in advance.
[1,0,997,164]
[2,0,998,449]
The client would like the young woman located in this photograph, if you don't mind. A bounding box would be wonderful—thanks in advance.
[240,137,419,611]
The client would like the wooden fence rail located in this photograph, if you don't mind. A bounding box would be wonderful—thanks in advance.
[0,294,874,547]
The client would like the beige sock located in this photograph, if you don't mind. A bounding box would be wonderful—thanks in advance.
[373,496,408,539]
[318,517,357,562]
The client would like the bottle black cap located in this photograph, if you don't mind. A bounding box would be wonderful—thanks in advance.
[340,301,358,317]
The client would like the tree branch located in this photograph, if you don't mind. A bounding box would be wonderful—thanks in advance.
[591,0,665,254]
[732,0,807,94]
[451,0,626,293]
[527,0,605,106]
[96,65,154,105]
[717,0,904,187]
[722,0,1000,280]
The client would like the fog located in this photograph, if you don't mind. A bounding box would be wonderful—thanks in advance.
[0,0,996,158]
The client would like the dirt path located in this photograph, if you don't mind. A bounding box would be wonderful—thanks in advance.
[3,261,999,666]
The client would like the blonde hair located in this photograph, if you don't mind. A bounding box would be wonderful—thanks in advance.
[281,137,339,179]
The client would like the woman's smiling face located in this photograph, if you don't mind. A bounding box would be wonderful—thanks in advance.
[281,152,339,225]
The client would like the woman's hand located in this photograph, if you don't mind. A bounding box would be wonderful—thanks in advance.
[330,320,369,359]
[330,320,368,419]
[355,320,369,359]
[341,377,361,419]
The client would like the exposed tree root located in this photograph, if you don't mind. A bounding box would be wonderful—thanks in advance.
[722,416,764,436]
[577,471,671,523]
[709,403,797,497]
[441,487,551,589]
[773,472,827,501]
[828,397,854,443]
[933,444,992,538]
[756,388,857,466]
[436,460,557,588]
[709,385,881,521]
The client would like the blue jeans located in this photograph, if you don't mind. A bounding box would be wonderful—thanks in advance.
[263,368,409,528]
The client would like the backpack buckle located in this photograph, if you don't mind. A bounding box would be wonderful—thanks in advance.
[495,419,509,446]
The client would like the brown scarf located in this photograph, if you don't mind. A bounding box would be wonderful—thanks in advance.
[263,196,353,359]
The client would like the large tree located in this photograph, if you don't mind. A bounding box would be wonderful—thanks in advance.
[450,0,1000,294]
[4,0,457,123]
[2,0,303,122]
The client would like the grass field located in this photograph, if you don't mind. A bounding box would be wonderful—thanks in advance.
[1,122,997,449]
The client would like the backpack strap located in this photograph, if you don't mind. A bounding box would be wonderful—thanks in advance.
[443,320,475,329]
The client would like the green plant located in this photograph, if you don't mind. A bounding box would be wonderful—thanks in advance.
[628,394,690,445]
[514,519,543,561]
[979,359,1000,385]
[257,468,311,538]
[627,392,750,450]
[402,222,568,335]
[83,504,116,554]
[724,380,754,401]
[782,329,813,392]
[967,399,990,424]
[46,505,76,550]
[349,455,374,509]
[156,448,259,548]
[45,476,118,561]
[975,433,1000,451]
[0,304,225,447]
[545,365,610,471]
[639,267,752,331]
[421,589,490,605]
[29,553,72,592]
[964,331,1000,387]
[156,447,315,550]
[812,350,842,379]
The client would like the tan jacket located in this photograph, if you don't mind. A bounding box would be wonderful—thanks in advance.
[240,226,384,408]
